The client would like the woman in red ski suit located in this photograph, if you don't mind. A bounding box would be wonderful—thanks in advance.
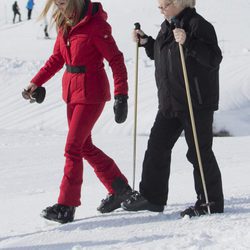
[25,0,132,223]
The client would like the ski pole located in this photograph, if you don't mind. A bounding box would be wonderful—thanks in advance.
[172,18,211,214]
[132,22,140,190]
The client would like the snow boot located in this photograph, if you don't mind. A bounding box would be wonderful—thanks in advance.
[180,199,224,218]
[180,206,207,218]
[41,204,75,224]
[121,191,164,212]
[97,178,133,213]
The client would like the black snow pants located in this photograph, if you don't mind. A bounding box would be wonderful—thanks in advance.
[139,110,224,209]
[13,11,21,23]
[27,9,32,20]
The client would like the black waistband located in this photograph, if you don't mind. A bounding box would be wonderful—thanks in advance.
[66,65,86,73]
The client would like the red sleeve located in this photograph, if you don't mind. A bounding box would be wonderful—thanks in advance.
[92,21,128,96]
[31,35,65,86]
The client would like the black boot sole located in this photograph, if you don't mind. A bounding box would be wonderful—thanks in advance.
[121,203,164,212]
[40,213,74,224]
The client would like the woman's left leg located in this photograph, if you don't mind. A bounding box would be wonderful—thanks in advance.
[82,134,129,194]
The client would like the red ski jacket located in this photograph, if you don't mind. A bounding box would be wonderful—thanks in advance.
[31,1,128,104]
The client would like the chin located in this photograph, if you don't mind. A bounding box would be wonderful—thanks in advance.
[165,17,170,21]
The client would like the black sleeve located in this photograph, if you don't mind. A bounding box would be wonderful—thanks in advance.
[143,36,155,60]
[184,18,222,69]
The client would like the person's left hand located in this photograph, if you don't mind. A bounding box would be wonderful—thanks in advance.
[25,82,38,94]
[173,28,186,45]
[22,83,46,104]
[113,95,128,123]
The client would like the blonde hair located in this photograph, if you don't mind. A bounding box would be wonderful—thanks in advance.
[39,0,85,34]
[172,0,196,8]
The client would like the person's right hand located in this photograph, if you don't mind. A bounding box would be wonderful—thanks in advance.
[132,29,148,46]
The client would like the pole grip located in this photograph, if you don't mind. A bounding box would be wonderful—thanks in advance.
[134,22,141,30]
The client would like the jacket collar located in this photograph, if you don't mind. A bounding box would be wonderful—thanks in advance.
[65,0,92,36]
[71,0,107,30]
[160,7,196,34]
[80,0,90,20]
[174,7,196,28]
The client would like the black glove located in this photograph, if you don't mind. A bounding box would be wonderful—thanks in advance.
[134,22,148,47]
[22,86,46,104]
[113,95,128,123]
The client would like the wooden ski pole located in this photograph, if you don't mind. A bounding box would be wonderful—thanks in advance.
[173,19,211,214]
[132,22,140,190]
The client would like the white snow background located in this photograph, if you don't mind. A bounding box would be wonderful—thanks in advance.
[0,0,250,249]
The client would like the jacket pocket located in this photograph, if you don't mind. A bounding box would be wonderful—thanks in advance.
[75,73,86,98]
[62,71,71,103]
[168,49,173,74]
[70,34,89,56]
[67,73,86,103]
[194,77,203,104]
[81,73,86,97]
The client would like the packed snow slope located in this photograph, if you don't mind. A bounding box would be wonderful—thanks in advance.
[0,0,250,250]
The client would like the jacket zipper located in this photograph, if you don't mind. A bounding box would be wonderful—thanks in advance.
[67,39,70,47]
[194,77,203,104]
[167,48,173,111]
[168,49,173,74]
[66,37,72,63]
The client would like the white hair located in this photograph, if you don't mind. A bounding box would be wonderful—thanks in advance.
[172,0,196,8]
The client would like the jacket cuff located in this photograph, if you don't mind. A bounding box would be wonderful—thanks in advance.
[141,36,154,49]
[30,75,44,87]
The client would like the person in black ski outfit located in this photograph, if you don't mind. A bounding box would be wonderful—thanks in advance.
[12,1,22,23]
[122,0,224,217]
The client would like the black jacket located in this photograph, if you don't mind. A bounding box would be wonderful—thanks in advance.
[13,3,19,13]
[144,8,222,114]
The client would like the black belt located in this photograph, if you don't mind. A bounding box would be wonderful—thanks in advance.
[66,65,86,73]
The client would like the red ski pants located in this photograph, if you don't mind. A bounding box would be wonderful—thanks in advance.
[58,103,128,206]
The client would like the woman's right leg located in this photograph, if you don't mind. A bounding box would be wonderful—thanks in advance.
[41,103,105,223]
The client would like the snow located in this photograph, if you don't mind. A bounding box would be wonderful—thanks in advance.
[0,0,250,249]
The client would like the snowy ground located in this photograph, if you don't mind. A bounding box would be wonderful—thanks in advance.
[0,131,250,250]
[0,0,250,249]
